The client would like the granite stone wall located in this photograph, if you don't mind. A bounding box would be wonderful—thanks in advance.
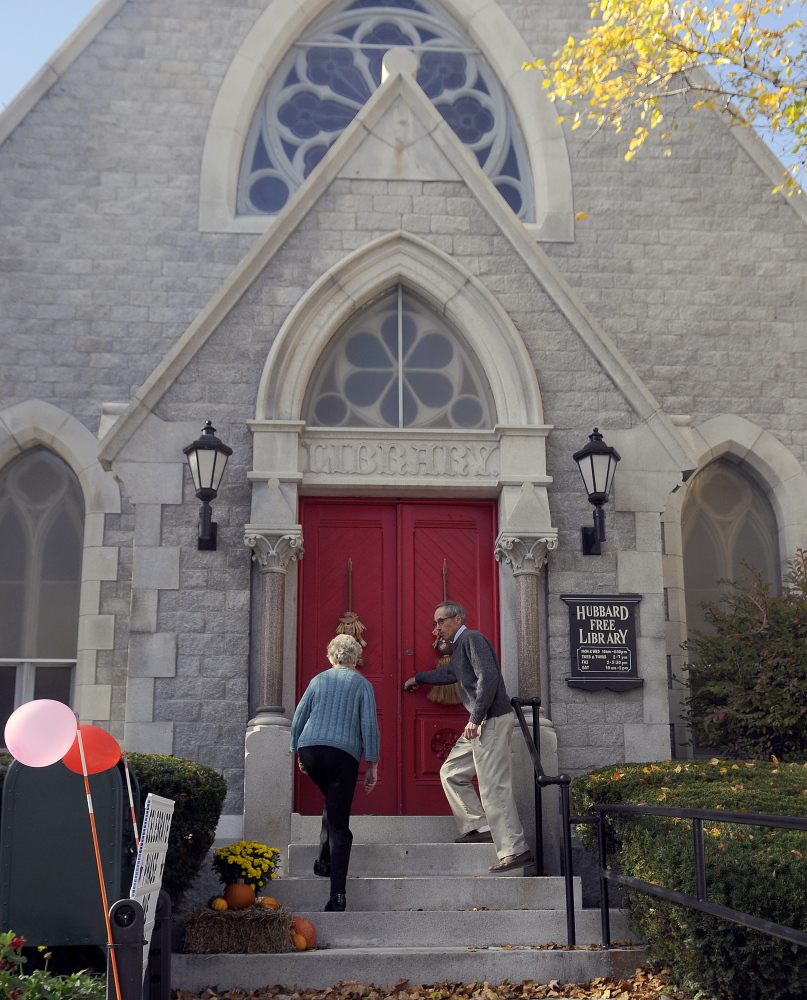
[0,0,805,799]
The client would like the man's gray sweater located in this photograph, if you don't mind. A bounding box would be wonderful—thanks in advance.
[414,628,512,725]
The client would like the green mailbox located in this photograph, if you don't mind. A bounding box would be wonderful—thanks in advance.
[0,759,138,946]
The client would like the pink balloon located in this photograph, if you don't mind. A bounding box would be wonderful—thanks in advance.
[4,700,78,767]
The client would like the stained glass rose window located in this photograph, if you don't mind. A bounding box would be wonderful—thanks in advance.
[239,0,533,219]
[304,287,495,428]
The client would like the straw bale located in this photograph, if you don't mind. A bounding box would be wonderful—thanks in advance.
[183,905,295,953]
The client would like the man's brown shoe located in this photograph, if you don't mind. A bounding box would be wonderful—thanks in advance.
[488,850,533,873]
[454,829,494,843]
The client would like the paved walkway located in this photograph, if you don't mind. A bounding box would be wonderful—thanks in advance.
[172,966,703,999]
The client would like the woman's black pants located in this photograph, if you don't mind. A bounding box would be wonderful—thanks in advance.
[298,745,359,897]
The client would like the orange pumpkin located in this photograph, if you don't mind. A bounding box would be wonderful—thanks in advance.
[259,896,281,909]
[208,896,228,911]
[291,916,317,949]
[291,930,307,951]
[224,882,256,909]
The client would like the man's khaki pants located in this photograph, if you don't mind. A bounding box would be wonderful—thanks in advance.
[440,712,528,859]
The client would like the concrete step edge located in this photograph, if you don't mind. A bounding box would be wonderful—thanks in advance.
[173,946,647,992]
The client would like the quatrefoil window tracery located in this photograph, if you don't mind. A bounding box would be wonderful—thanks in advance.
[304,287,495,429]
[238,0,533,220]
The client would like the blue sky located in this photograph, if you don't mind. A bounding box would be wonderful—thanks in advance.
[0,0,98,109]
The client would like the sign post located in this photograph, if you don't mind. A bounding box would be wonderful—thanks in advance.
[560,594,643,691]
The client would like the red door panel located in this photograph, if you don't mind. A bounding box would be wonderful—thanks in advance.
[297,499,498,816]
[296,501,399,815]
[399,503,498,814]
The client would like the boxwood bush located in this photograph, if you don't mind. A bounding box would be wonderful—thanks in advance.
[0,750,226,907]
[572,758,807,1000]
[126,753,227,905]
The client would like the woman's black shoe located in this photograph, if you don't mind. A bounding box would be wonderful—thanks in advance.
[313,859,330,877]
[324,893,346,912]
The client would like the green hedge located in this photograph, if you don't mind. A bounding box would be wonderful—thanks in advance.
[126,753,227,905]
[572,759,807,1000]
[0,750,226,907]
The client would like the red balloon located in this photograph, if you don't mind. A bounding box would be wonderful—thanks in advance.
[62,724,122,775]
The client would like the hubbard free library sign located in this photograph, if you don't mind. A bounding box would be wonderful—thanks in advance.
[560,594,643,691]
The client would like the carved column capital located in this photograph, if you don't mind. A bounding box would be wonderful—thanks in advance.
[494,533,558,576]
[244,528,304,573]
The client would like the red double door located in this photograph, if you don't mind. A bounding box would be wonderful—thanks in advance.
[296,499,499,815]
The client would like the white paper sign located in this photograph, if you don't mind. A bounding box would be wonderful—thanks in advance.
[130,793,174,979]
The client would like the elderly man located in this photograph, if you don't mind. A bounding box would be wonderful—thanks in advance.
[404,601,533,873]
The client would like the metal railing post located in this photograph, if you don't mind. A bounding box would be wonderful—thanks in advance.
[511,696,544,875]
[692,817,708,902]
[596,808,611,947]
[557,775,575,946]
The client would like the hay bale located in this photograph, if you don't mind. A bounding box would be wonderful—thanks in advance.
[183,905,295,953]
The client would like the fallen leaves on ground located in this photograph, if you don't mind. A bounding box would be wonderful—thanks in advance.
[173,966,701,1000]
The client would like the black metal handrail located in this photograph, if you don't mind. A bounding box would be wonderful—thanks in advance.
[510,698,807,951]
[591,802,807,949]
[510,697,577,944]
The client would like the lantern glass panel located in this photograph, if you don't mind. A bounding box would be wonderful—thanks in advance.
[210,450,229,493]
[186,451,202,492]
[577,455,596,497]
[591,452,614,496]
[196,449,218,492]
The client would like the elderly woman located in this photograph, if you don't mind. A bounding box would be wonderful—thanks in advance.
[290,633,380,912]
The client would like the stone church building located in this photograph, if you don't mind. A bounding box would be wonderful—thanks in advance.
[1,0,806,848]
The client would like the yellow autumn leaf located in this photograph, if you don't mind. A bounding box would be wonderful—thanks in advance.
[526,0,805,194]
[574,211,589,220]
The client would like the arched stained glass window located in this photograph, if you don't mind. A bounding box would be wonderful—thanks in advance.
[682,460,780,636]
[0,448,83,738]
[238,0,533,219]
[304,286,495,428]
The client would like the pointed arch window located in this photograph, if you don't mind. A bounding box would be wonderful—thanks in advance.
[682,459,780,636]
[0,448,83,738]
[304,285,495,428]
[238,0,533,220]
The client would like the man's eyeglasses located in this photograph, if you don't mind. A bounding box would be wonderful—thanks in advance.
[433,616,458,627]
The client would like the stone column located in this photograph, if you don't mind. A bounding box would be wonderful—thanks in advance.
[494,534,556,698]
[242,528,303,854]
[244,530,304,717]
[494,531,560,874]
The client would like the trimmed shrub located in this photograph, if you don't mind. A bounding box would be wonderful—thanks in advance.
[686,551,807,758]
[572,759,807,1000]
[127,753,227,905]
[0,750,226,907]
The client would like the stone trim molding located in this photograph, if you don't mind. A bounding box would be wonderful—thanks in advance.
[0,0,128,149]
[0,400,122,724]
[197,0,574,241]
[244,528,305,573]
[256,230,545,427]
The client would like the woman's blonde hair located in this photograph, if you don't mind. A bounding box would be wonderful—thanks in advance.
[327,633,362,665]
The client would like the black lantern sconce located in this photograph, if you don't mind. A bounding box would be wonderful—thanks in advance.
[573,427,621,555]
[183,421,233,550]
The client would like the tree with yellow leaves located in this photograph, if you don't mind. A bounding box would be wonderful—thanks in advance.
[529,1,806,192]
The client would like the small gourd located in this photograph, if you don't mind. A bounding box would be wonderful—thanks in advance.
[224,879,256,910]
[208,895,228,911]
[291,915,317,949]
[291,930,307,951]
[259,896,281,909]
